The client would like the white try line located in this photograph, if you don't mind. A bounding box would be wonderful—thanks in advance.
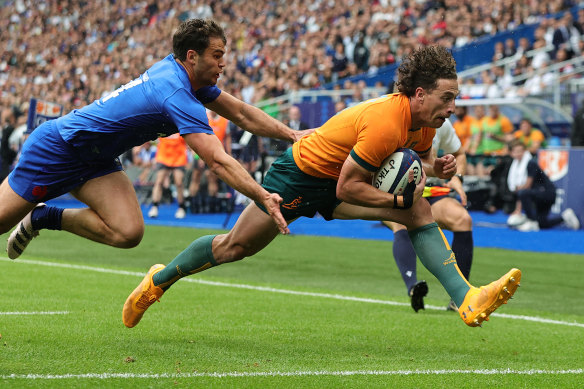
[2,369,583,380]
[0,311,69,316]
[2,257,584,329]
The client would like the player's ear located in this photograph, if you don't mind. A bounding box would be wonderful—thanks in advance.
[186,49,199,65]
[415,87,425,103]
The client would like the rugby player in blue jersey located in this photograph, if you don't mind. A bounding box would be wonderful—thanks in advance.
[1,19,306,258]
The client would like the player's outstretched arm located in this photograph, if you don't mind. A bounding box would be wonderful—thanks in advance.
[205,91,300,143]
[184,132,290,234]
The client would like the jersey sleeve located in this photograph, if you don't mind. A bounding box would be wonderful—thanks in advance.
[351,109,402,171]
[436,119,461,155]
[164,88,215,135]
[195,86,221,104]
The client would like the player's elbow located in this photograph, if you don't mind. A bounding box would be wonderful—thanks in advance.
[335,184,351,203]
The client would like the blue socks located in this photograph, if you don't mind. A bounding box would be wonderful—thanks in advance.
[452,231,473,280]
[392,229,418,293]
[31,205,64,231]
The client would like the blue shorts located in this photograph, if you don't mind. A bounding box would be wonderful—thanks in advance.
[9,120,123,203]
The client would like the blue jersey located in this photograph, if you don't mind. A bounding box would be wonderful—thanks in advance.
[55,54,221,162]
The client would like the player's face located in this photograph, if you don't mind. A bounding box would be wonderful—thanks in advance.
[419,79,458,128]
[194,37,226,86]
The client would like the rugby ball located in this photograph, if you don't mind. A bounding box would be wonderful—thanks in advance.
[373,148,422,194]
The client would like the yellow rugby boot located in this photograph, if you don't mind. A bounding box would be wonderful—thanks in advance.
[123,264,165,328]
[458,268,522,327]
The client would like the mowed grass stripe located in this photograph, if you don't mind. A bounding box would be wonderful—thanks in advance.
[2,257,583,328]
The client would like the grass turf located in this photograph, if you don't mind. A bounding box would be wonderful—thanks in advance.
[1,225,583,388]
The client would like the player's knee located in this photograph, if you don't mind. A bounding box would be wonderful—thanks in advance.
[456,211,473,230]
[445,209,472,230]
[112,224,144,248]
[213,236,252,264]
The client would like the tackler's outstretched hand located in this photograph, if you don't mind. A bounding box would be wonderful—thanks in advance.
[262,192,290,235]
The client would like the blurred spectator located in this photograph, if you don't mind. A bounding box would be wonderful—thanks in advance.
[467,105,486,176]
[148,134,189,219]
[513,118,546,155]
[131,142,157,185]
[492,41,505,62]
[552,13,579,57]
[469,105,513,177]
[554,47,577,82]
[187,156,207,214]
[518,62,556,97]
[571,100,584,147]
[1,0,581,122]
[506,139,580,231]
[334,100,347,113]
[1,107,17,182]
[574,8,584,36]
[503,38,517,58]
[452,106,474,151]
[287,105,309,132]
[511,55,531,85]
[205,110,231,213]
[331,42,349,82]
[530,39,552,69]
[516,37,533,56]
[491,65,515,96]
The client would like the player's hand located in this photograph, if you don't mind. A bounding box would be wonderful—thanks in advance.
[263,192,290,234]
[291,128,315,142]
[446,175,467,207]
[434,154,457,179]
[413,168,427,204]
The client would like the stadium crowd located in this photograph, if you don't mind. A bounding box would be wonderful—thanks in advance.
[1,0,581,115]
[1,0,583,218]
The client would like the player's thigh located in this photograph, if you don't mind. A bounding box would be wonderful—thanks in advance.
[71,171,143,232]
[0,179,36,234]
[431,197,472,231]
[212,202,281,263]
[333,197,434,230]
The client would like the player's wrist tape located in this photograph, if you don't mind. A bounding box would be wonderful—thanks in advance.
[392,181,415,209]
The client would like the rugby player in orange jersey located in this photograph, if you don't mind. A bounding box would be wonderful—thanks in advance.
[124,46,521,329]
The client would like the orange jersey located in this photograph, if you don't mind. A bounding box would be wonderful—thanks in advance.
[453,115,474,149]
[292,94,435,180]
[155,133,188,167]
[207,112,229,144]
[514,128,545,147]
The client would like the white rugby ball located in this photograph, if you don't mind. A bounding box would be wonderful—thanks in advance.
[373,148,422,194]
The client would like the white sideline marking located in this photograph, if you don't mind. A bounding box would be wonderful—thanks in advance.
[2,258,584,328]
[0,311,69,316]
[2,369,583,380]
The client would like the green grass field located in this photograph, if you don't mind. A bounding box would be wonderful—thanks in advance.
[1,225,583,388]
